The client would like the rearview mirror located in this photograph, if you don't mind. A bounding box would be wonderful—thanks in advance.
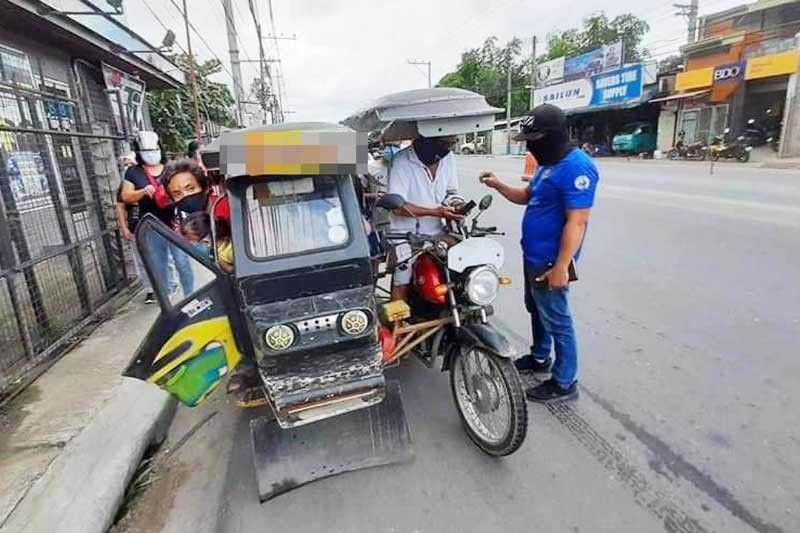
[377,193,405,211]
[479,194,493,211]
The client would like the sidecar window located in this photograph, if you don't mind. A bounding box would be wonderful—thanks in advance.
[244,175,351,259]
[139,225,218,307]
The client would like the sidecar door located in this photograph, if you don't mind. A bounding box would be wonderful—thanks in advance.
[123,215,243,407]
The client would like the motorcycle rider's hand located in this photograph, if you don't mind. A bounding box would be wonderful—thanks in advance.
[479,171,501,189]
[538,264,569,290]
[437,205,464,221]
[143,184,156,198]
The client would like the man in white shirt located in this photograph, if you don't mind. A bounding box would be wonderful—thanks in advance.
[387,136,464,300]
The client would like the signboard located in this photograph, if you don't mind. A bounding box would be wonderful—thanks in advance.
[675,67,713,91]
[532,78,593,110]
[590,64,643,107]
[101,63,146,133]
[745,51,799,80]
[536,57,565,85]
[713,62,745,84]
[563,42,623,81]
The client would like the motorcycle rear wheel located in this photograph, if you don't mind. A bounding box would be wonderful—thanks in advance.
[737,151,750,163]
[450,344,527,456]
[667,149,680,160]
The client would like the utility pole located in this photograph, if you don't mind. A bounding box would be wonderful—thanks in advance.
[222,0,244,126]
[182,0,202,142]
[675,0,699,44]
[506,50,512,155]
[408,59,432,88]
[529,36,537,110]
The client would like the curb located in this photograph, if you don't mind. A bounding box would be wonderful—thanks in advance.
[1,380,175,533]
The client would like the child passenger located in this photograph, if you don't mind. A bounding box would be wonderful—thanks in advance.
[179,212,234,273]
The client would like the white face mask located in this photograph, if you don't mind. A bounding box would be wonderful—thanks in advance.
[141,150,161,166]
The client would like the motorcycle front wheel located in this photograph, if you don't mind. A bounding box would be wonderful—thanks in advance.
[450,345,527,456]
[737,151,751,163]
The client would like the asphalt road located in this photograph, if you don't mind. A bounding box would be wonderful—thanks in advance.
[117,156,800,533]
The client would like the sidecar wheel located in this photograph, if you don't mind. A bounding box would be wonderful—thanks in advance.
[450,345,527,456]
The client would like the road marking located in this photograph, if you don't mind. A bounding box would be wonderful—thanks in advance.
[493,318,784,533]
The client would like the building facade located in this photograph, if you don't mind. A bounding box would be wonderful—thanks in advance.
[0,0,182,393]
[659,0,800,154]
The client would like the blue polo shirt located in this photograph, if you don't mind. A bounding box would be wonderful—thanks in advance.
[521,148,599,269]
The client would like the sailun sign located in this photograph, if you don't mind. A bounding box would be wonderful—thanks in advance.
[533,64,645,112]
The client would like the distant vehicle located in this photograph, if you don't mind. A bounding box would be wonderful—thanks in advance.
[612,123,657,155]
[667,131,707,161]
[460,139,486,155]
[709,128,752,163]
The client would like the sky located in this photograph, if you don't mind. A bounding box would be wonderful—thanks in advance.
[121,0,751,123]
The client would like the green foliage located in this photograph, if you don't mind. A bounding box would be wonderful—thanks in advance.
[146,54,236,153]
[545,12,650,62]
[437,37,532,118]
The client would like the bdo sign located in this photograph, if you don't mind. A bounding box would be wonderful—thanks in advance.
[713,62,745,83]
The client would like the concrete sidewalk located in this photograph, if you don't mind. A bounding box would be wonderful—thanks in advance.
[0,292,174,533]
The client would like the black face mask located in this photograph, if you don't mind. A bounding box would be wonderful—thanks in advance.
[175,191,207,215]
[414,138,451,166]
[526,128,570,166]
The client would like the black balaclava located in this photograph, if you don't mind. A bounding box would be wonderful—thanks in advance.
[413,137,451,166]
[526,127,570,166]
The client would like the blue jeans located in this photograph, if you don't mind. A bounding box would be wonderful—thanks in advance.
[523,265,579,389]
[149,237,194,298]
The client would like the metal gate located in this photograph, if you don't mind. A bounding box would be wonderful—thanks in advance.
[0,47,131,395]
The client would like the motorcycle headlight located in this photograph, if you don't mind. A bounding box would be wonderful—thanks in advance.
[265,324,296,351]
[465,266,500,306]
[340,310,370,336]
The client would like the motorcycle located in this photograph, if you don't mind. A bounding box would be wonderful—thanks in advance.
[667,133,707,161]
[376,193,528,457]
[709,128,752,163]
[743,118,767,147]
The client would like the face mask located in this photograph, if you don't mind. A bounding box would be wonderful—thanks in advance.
[193,241,213,259]
[383,145,400,161]
[526,128,570,166]
[176,191,207,214]
[141,150,162,166]
[414,138,451,166]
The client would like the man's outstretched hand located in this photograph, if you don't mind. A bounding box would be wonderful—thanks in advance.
[479,171,502,190]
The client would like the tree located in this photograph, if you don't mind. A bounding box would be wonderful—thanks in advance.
[657,54,684,74]
[147,54,236,153]
[545,12,650,62]
[438,37,532,118]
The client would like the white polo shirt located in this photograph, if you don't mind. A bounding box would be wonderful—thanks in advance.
[387,147,459,235]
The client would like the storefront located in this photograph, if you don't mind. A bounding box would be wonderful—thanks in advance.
[532,63,660,151]
[670,50,798,145]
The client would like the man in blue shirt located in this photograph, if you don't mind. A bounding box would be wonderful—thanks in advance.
[480,104,599,402]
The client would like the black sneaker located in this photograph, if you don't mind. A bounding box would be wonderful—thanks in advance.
[144,292,156,305]
[514,356,553,374]
[526,379,578,403]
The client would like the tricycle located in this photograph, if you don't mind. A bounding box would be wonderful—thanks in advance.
[124,89,527,502]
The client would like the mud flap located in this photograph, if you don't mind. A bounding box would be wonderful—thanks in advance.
[250,380,412,502]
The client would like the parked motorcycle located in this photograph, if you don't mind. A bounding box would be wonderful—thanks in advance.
[667,132,707,161]
[709,128,752,163]
[743,118,767,147]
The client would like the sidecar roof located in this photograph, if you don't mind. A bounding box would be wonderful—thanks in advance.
[219,122,367,179]
[342,88,503,142]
